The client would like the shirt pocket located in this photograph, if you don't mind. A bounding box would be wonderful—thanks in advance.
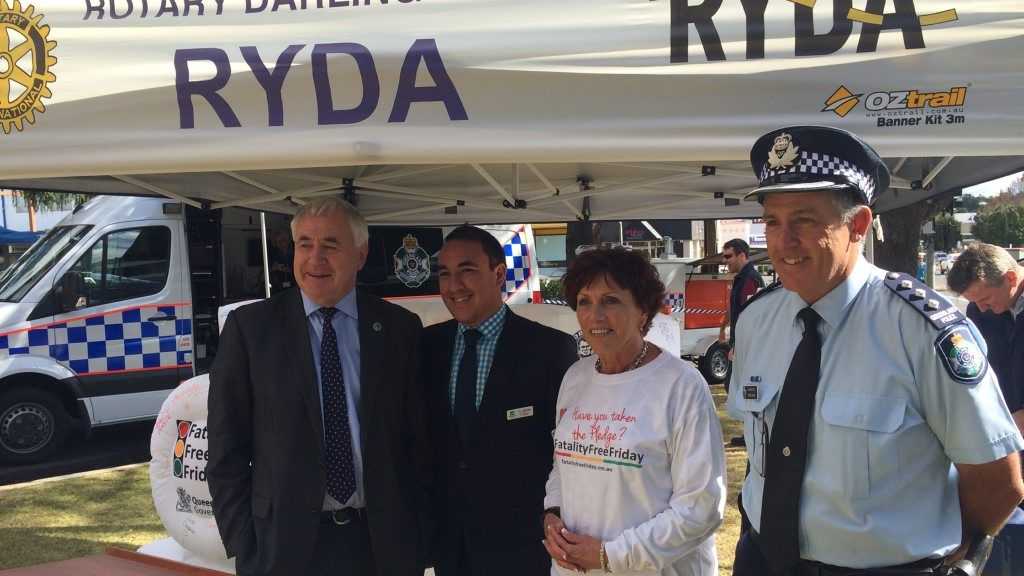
[821,393,907,499]
[731,380,782,477]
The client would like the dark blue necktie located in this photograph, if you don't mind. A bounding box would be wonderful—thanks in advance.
[318,307,356,505]
[760,307,822,573]
[455,329,482,453]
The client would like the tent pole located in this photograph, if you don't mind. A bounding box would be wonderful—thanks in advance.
[260,212,271,298]
[922,157,955,189]
[471,164,517,205]
[525,163,584,220]
[113,175,203,208]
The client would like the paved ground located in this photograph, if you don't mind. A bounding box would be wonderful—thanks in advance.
[0,420,153,487]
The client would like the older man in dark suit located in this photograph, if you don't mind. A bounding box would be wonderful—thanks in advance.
[423,225,578,576]
[207,197,432,576]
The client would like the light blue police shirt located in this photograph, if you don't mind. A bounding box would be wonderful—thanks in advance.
[727,256,1024,568]
[301,289,365,510]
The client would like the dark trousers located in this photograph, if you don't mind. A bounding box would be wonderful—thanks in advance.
[308,516,376,575]
[985,508,1024,575]
[733,531,774,576]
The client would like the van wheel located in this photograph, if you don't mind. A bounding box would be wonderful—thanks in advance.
[699,344,730,384]
[0,388,71,464]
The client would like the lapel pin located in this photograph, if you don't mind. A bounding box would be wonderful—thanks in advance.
[372,321,383,333]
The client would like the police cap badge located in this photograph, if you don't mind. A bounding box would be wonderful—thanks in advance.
[746,125,890,206]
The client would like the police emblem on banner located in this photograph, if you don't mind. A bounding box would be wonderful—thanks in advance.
[936,325,987,385]
[0,0,57,134]
[394,234,430,288]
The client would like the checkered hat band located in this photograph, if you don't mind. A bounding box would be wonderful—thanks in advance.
[760,151,876,202]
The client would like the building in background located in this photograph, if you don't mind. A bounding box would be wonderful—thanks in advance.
[714,219,765,252]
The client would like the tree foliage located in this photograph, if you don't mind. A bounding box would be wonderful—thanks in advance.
[971,174,1024,246]
[959,194,985,212]
[973,203,1024,247]
[931,212,961,252]
[15,190,90,212]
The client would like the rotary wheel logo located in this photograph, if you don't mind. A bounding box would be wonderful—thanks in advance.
[0,0,56,135]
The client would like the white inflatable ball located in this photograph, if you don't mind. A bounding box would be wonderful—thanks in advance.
[150,374,229,562]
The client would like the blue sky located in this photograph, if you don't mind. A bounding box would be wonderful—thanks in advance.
[963,171,1023,197]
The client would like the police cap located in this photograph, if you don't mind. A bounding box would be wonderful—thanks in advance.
[746,125,890,206]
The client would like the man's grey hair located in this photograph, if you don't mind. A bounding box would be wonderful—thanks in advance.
[947,242,1019,294]
[290,196,369,246]
[831,188,869,226]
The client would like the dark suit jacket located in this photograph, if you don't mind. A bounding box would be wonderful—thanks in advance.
[422,309,578,576]
[207,288,432,576]
[967,302,1023,413]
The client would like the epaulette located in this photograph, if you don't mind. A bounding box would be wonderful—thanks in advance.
[882,271,964,332]
[736,280,783,320]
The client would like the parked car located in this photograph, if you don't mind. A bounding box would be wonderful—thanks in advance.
[937,252,958,274]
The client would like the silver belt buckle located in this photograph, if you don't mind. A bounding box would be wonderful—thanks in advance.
[331,509,351,526]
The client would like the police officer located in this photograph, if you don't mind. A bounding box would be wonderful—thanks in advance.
[727,126,1024,576]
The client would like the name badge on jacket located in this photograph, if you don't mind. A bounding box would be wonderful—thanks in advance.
[507,406,534,420]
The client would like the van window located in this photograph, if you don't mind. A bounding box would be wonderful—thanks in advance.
[59,226,172,309]
[0,225,92,302]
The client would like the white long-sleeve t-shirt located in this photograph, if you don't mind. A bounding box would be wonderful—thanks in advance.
[544,350,726,576]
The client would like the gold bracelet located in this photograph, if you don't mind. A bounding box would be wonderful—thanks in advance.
[599,543,611,573]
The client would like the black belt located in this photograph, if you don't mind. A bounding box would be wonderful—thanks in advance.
[748,530,943,576]
[319,507,367,526]
[793,559,941,576]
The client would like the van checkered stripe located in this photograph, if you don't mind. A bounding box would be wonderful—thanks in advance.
[0,303,192,375]
[503,233,531,295]
[760,151,876,202]
[664,292,684,312]
[684,308,727,315]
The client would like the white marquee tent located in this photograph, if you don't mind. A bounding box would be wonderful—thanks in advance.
[0,0,1021,222]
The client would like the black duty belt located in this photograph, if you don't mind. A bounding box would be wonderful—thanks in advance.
[319,507,368,526]
[749,529,943,576]
[793,558,942,576]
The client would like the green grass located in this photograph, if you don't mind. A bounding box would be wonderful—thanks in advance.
[0,387,745,575]
[714,385,746,576]
[0,465,166,570]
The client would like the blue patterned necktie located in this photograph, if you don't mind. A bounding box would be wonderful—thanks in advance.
[318,307,356,505]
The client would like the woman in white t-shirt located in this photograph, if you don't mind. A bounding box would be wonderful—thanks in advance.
[542,248,726,576]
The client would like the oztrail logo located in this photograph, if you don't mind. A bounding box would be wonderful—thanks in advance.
[0,0,57,134]
[822,85,968,118]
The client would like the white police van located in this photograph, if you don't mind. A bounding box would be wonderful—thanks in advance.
[0,196,543,464]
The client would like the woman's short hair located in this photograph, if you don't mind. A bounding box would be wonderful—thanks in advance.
[948,243,1019,293]
[562,248,665,334]
[290,196,369,246]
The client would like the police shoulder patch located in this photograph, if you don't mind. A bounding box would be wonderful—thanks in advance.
[882,271,964,331]
[935,324,988,385]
